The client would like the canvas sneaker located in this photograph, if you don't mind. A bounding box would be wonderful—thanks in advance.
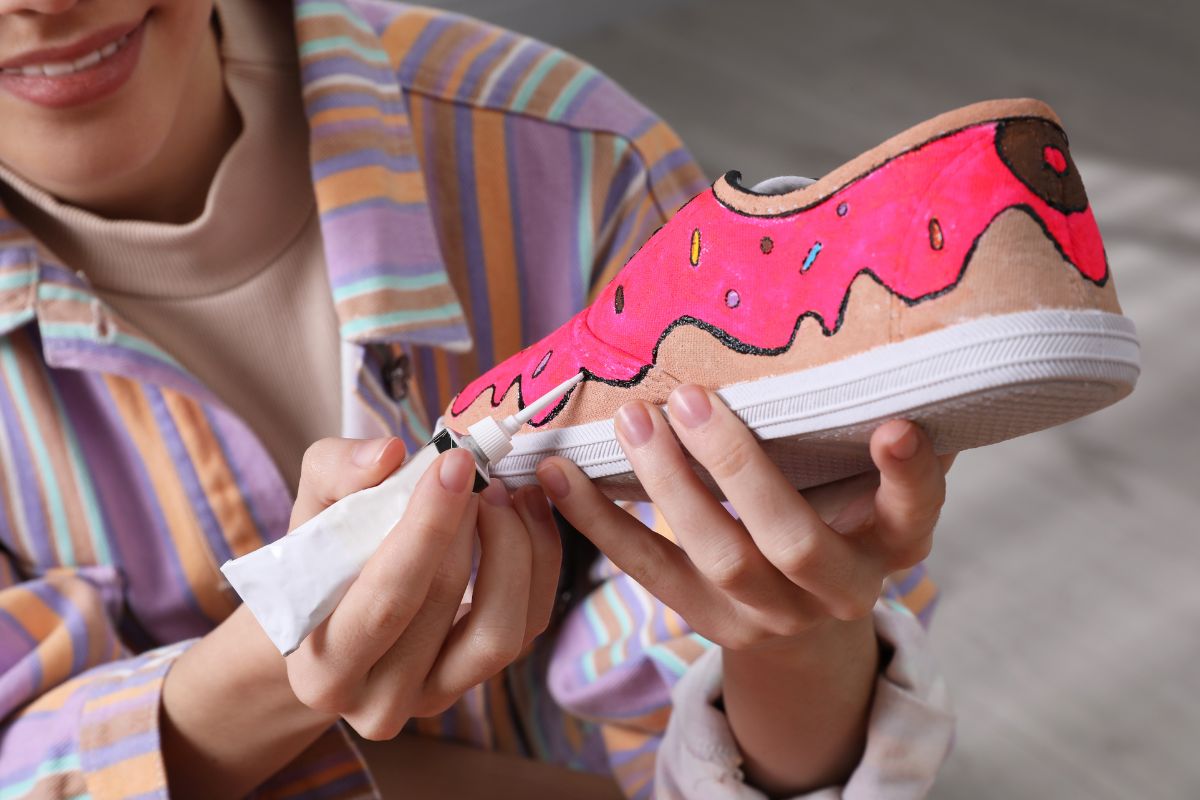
[440,98,1140,500]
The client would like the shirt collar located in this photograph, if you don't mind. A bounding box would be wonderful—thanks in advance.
[0,0,472,355]
[292,0,472,353]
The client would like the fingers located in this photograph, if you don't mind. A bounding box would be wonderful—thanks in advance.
[422,480,533,703]
[664,386,882,620]
[868,420,947,571]
[347,498,477,738]
[291,436,408,529]
[513,486,563,651]
[375,483,561,722]
[536,456,734,634]
[287,448,477,710]
[800,471,880,528]
[613,400,807,614]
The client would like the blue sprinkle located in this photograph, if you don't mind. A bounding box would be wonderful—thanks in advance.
[801,241,823,273]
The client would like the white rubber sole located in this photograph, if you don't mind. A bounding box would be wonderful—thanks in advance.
[477,309,1140,499]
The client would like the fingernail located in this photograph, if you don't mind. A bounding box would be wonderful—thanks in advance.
[521,487,553,523]
[537,462,570,500]
[439,449,476,492]
[352,437,392,467]
[670,384,712,428]
[890,422,919,460]
[616,403,654,447]
[481,478,511,507]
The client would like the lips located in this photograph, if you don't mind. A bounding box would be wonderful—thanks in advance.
[0,15,147,109]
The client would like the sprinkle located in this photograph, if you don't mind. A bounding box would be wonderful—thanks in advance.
[1043,145,1068,174]
[614,285,625,314]
[760,236,774,254]
[801,241,822,273]
[837,202,849,217]
[690,228,701,267]
[725,289,740,308]
[532,349,553,378]
[928,218,944,251]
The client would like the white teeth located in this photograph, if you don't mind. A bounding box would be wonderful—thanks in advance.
[74,51,101,70]
[42,61,75,76]
[2,29,133,78]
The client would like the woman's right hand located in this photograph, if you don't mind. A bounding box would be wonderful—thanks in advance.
[162,436,562,799]
[284,437,563,739]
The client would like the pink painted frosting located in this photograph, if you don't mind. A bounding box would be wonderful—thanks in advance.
[451,120,1107,425]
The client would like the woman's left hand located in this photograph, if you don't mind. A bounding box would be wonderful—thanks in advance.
[534,383,954,655]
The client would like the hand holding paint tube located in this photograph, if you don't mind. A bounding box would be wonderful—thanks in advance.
[221,371,584,655]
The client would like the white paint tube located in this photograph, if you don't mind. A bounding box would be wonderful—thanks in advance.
[220,371,584,655]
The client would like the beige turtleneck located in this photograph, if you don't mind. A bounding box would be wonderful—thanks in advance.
[0,0,341,490]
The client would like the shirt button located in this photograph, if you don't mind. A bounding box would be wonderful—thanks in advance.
[386,352,411,402]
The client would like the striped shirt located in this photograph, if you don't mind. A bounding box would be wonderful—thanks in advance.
[0,1,942,798]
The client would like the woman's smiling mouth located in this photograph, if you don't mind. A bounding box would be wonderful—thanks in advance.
[1,29,134,77]
[0,14,149,109]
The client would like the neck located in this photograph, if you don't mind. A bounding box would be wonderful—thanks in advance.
[64,17,240,224]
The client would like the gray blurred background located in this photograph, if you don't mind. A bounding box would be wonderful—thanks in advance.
[431,1,1199,797]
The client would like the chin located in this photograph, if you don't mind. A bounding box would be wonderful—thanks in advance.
[0,1,215,214]
[1,102,176,209]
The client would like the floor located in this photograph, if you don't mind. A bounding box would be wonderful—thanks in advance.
[435,2,1199,796]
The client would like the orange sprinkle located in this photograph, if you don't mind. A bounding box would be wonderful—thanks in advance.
[929,218,944,251]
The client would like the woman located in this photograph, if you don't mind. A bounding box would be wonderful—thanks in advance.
[0,0,955,797]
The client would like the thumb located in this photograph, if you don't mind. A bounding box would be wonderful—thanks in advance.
[290,436,408,529]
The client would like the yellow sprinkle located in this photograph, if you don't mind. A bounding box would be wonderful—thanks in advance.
[689,228,701,267]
